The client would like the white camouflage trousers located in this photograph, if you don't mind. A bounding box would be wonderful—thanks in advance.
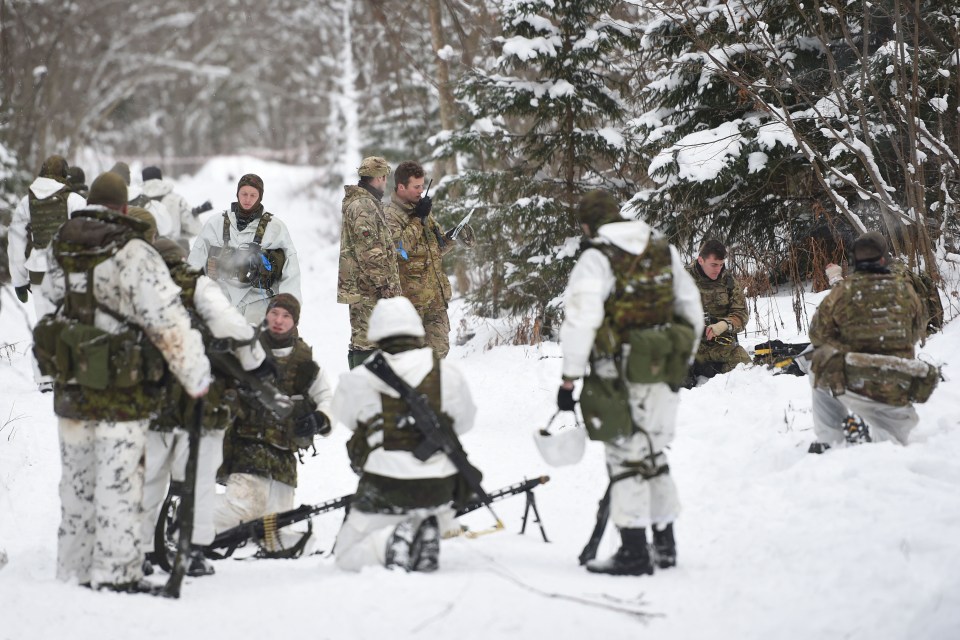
[605,382,681,529]
[57,417,147,587]
[141,429,225,550]
[810,380,918,446]
[334,506,457,572]
[213,472,295,532]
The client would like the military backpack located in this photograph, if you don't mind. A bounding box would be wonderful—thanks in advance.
[27,188,70,255]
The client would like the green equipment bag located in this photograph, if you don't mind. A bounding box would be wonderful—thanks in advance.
[844,352,940,406]
[624,321,696,387]
[580,365,633,443]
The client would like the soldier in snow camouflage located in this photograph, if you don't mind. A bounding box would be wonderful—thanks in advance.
[338,156,401,368]
[382,160,456,357]
[807,232,930,452]
[39,172,211,593]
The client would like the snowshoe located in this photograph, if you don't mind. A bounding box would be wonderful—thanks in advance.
[843,414,871,445]
[807,442,832,454]
[651,523,676,569]
[411,516,440,573]
[385,519,417,571]
[585,528,653,576]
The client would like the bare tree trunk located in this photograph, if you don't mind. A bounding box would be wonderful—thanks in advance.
[428,0,458,180]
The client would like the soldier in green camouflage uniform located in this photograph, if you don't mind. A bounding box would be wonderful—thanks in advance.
[38,172,211,593]
[383,161,456,357]
[338,156,401,368]
[807,232,927,452]
[214,294,334,537]
[684,240,751,386]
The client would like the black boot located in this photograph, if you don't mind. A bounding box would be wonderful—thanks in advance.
[585,528,653,576]
[186,546,215,577]
[411,516,440,573]
[651,523,676,569]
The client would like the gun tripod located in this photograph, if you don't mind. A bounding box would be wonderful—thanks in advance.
[519,489,549,543]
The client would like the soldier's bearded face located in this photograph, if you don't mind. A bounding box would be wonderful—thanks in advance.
[267,307,295,334]
[698,255,725,280]
[397,176,425,205]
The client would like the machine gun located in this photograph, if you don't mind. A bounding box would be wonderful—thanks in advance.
[155,475,551,567]
[752,339,810,376]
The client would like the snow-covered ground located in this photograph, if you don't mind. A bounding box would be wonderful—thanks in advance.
[1,158,958,640]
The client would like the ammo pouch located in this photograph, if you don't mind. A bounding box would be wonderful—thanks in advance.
[843,352,939,406]
[580,359,633,443]
[33,315,164,389]
[346,419,382,475]
[623,322,696,388]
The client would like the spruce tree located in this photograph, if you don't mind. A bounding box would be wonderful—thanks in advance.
[436,0,646,333]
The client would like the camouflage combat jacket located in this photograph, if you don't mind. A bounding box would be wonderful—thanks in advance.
[810,270,924,360]
[223,336,319,487]
[337,185,401,305]
[686,262,750,364]
[383,193,453,310]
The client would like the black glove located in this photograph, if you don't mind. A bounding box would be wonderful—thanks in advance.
[294,411,330,440]
[557,385,576,411]
[191,200,213,216]
[250,357,278,382]
[413,195,432,221]
[15,284,30,303]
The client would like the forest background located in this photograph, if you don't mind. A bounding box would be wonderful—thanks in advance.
[2,0,958,332]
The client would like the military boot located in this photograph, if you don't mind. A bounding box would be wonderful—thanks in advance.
[411,516,440,573]
[585,528,653,576]
[96,579,165,595]
[385,518,417,571]
[186,546,215,577]
[843,414,871,445]
[651,523,676,569]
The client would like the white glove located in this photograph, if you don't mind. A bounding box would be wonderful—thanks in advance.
[706,320,729,340]
[825,263,843,286]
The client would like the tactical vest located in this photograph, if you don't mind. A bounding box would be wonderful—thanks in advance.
[593,238,674,357]
[28,188,70,250]
[34,209,166,421]
[835,273,919,357]
[152,264,236,432]
[206,211,285,292]
[379,360,450,452]
[233,337,318,450]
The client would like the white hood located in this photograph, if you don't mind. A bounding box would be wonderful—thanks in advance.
[595,219,654,255]
[142,179,172,199]
[29,177,67,200]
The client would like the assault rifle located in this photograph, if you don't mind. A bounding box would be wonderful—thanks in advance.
[365,353,503,532]
[207,348,293,420]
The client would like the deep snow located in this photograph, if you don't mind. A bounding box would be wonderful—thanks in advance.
[1,157,959,640]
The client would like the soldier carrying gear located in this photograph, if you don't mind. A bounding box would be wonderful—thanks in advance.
[332,296,479,573]
[548,189,704,577]
[213,293,334,546]
[36,171,211,594]
[683,239,751,387]
[188,173,302,323]
[806,231,936,453]
[383,160,464,359]
[140,236,270,579]
[141,165,203,244]
[338,156,402,369]
[67,166,88,198]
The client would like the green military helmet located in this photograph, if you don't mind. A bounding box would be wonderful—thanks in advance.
[576,190,623,234]
[109,161,131,185]
[358,156,391,178]
[87,171,129,208]
[127,206,158,242]
[39,155,69,181]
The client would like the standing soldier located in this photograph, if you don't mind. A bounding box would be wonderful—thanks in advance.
[383,161,455,358]
[684,239,751,386]
[338,156,401,368]
[806,232,933,453]
[332,297,477,572]
[188,174,302,324]
[140,166,204,246]
[36,172,211,593]
[140,238,269,577]
[213,294,333,536]
[546,190,703,576]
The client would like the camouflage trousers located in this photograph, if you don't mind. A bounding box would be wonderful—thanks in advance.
[334,505,458,572]
[810,378,917,446]
[57,417,148,587]
[349,299,378,352]
[419,303,450,359]
[213,472,294,533]
[141,429,225,550]
[605,383,681,529]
